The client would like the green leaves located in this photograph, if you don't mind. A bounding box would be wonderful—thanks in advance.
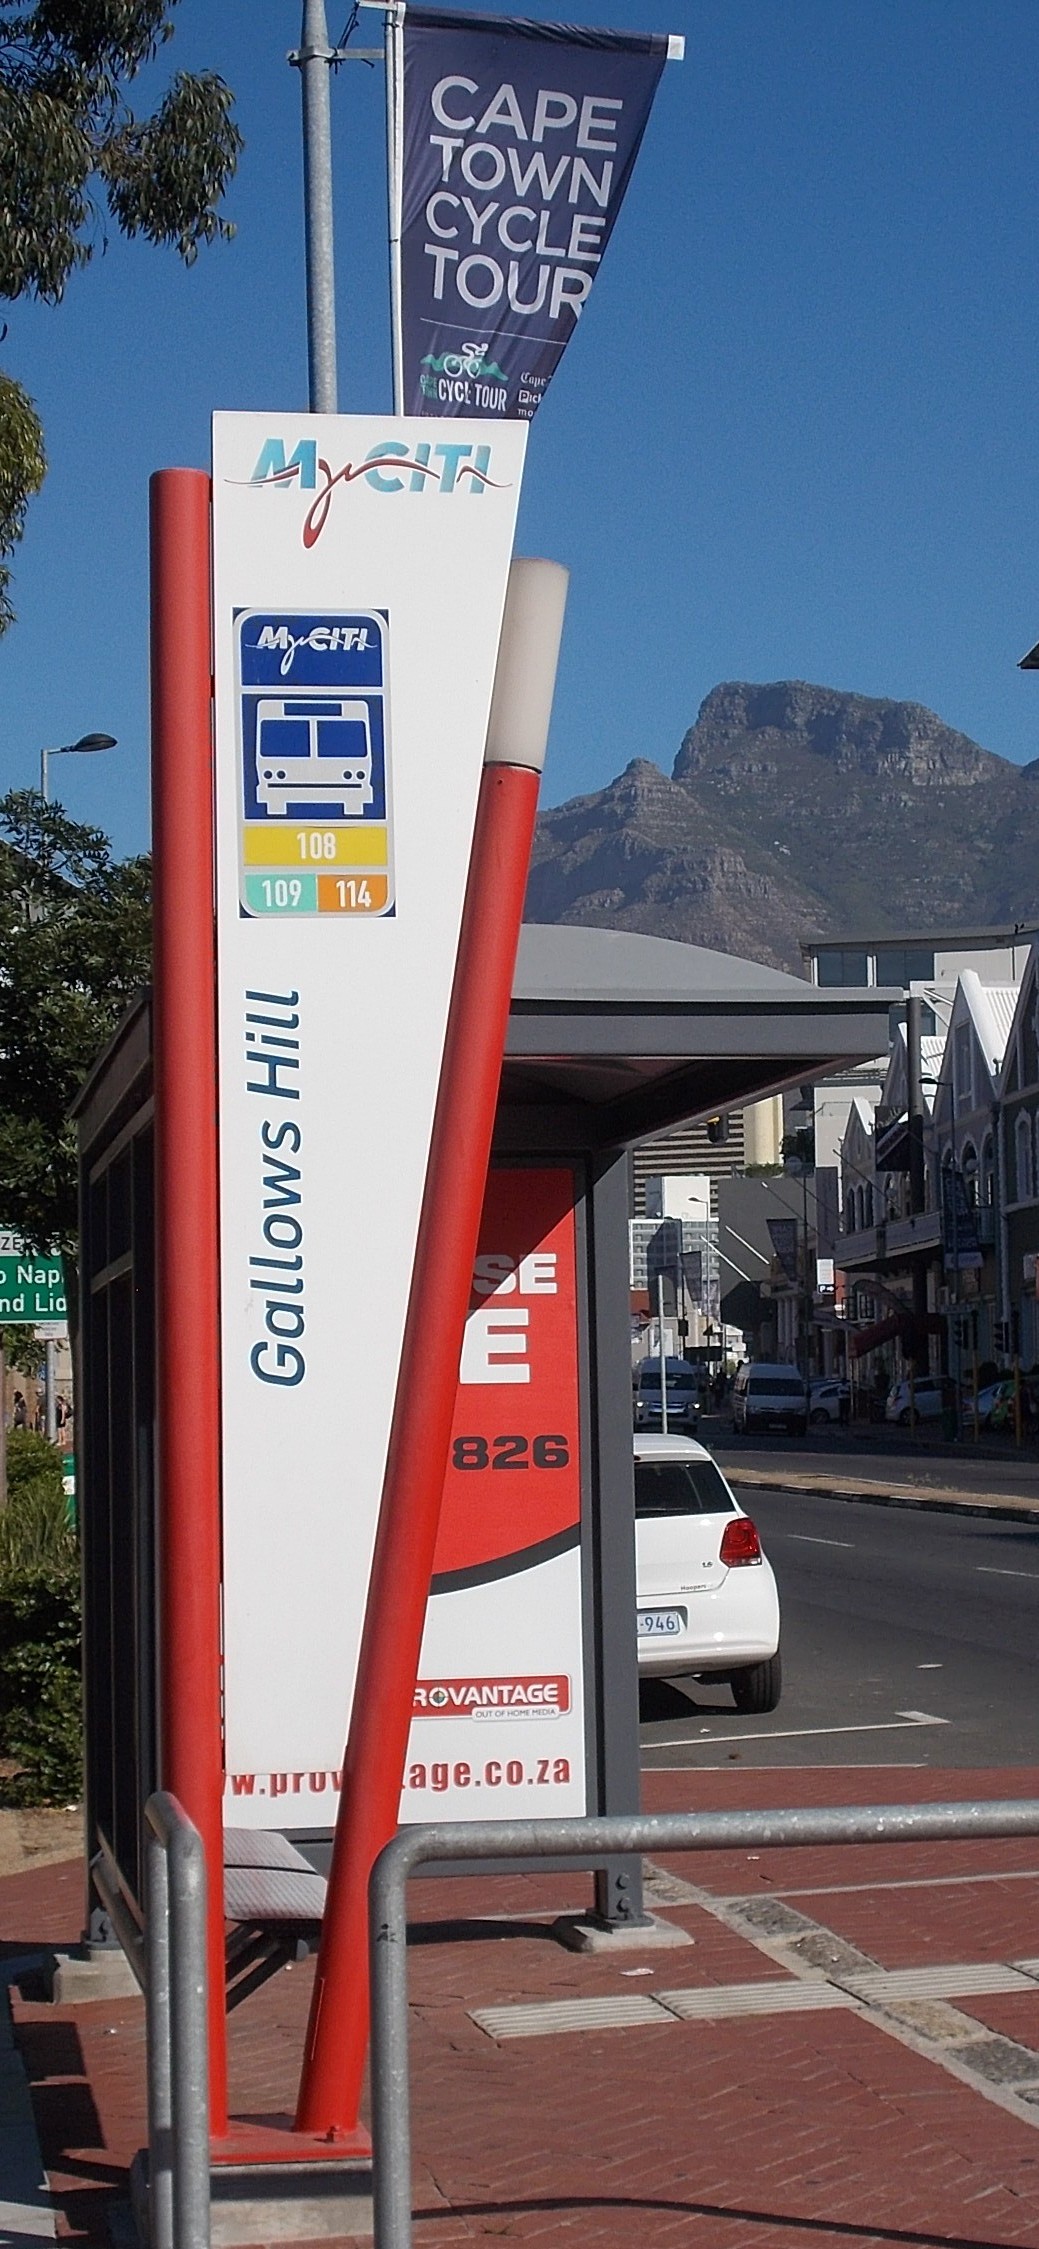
[0,1,241,623]
[0,791,152,1250]
[0,372,44,632]
[102,68,240,262]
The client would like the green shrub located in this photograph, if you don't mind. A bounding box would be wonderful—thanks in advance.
[7,1427,65,1502]
[0,1432,74,1576]
[0,1567,82,1805]
[1,1436,81,1804]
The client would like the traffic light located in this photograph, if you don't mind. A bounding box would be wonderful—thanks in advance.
[995,1319,1009,1355]
[706,1114,729,1145]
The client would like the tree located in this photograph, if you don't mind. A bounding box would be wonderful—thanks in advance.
[0,0,241,627]
[0,789,151,1252]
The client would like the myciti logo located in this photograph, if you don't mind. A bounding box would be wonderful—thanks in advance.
[244,434,504,550]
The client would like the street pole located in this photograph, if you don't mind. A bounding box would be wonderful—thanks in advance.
[296,0,339,413]
[657,1271,669,1433]
[44,1338,57,1443]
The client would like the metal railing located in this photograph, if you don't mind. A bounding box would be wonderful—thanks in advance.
[144,1792,211,2249]
[368,1798,1039,2249]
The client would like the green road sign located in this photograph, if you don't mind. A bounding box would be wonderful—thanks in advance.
[0,1254,66,1323]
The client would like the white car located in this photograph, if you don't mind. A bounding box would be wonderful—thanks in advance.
[635,1433,782,1712]
[884,1378,945,1425]
[809,1378,849,1424]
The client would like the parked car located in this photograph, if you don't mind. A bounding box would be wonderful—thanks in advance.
[632,1357,702,1433]
[988,1377,1039,1433]
[809,1378,849,1425]
[884,1377,948,1425]
[731,1361,808,1438]
[970,1377,1016,1430]
[634,1432,782,1712]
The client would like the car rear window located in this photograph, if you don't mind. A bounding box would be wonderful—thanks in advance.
[748,1376,805,1398]
[635,1459,736,1518]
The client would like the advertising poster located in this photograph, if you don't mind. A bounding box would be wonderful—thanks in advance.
[212,411,527,1827]
[403,1165,588,1821]
[399,6,670,419]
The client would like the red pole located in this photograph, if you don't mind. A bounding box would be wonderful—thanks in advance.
[150,469,228,2134]
[295,760,541,2135]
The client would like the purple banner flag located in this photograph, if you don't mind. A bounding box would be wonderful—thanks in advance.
[398,6,670,419]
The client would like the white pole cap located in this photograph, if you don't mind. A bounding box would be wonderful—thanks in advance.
[484,557,569,775]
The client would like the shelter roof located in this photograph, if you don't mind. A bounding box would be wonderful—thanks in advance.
[500,925,894,1151]
[75,925,895,1162]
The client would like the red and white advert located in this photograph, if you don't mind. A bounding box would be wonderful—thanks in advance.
[401,1165,587,1820]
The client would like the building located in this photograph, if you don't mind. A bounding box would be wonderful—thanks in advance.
[630,1094,784,1214]
[834,961,1039,1396]
[994,943,1039,1367]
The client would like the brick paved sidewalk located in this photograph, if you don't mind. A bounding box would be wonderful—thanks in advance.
[5,1766,1039,2248]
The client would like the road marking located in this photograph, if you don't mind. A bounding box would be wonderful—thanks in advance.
[976,1566,1039,1579]
[720,1867,1039,1902]
[786,1534,855,1548]
[641,1712,949,1750]
[472,1961,1039,2042]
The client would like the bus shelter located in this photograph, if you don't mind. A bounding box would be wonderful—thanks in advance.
[75,921,888,2002]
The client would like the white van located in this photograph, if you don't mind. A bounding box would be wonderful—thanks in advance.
[732,1361,808,1438]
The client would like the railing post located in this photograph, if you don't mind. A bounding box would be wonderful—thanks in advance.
[169,1817,211,2249]
[146,1828,174,2249]
[146,1793,211,2249]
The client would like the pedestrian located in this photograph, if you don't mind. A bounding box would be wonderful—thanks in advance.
[12,1391,27,1429]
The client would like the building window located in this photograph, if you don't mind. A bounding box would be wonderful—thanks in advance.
[1016,1111,1034,1203]
[961,1143,978,1208]
[954,1024,973,1115]
[816,948,869,987]
[874,944,936,986]
[981,1134,995,1207]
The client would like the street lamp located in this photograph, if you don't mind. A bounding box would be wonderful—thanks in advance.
[41,732,117,802]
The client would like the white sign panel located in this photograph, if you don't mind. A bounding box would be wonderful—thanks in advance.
[213,412,526,1827]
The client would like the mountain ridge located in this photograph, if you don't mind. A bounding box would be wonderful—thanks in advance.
[525,679,1039,973]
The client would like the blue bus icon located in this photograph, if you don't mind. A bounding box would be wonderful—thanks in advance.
[255,700,374,818]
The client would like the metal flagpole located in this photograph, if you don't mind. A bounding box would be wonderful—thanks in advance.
[294,0,339,414]
[385,1,406,411]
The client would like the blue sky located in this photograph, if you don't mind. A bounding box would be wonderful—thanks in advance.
[5,0,1039,859]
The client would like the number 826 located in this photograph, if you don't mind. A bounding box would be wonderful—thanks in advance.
[451,1433,569,1471]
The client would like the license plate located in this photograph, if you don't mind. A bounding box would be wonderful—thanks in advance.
[637,1607,687,1638]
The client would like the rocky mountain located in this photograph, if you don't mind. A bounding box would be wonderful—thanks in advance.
[525,680,1039,973]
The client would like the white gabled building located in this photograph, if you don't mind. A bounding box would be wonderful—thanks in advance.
[836,973,1022,1393]
[993,943,1039,1366]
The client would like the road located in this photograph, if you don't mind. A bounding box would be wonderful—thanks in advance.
[639,1481,1039,1772]
[709,1422,1039,1504]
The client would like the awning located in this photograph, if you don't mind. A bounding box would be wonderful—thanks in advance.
[851,1310,945,1358]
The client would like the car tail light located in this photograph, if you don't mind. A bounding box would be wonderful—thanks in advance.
[720,1517,762,1567]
